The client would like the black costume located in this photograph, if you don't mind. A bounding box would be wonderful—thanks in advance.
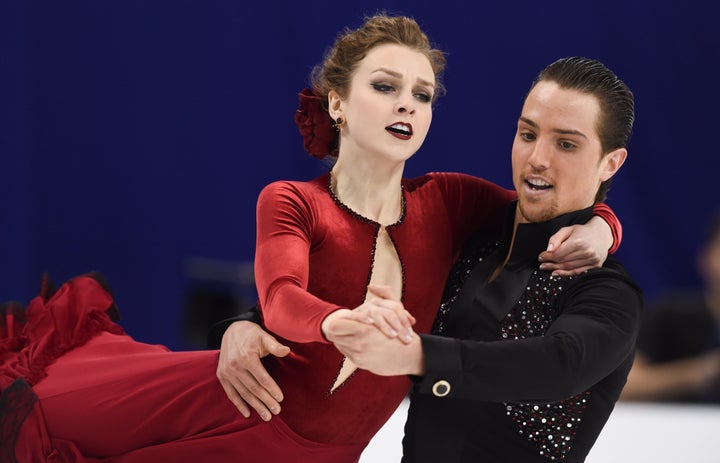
[402,204,643,463]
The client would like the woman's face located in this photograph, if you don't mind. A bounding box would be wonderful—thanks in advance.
[332,43,435,163]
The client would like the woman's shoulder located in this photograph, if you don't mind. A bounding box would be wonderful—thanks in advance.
[403,171,503,194]
[260,174,329,199]
[402,172,453,191]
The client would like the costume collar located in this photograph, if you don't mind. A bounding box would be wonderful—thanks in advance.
[500,201,595,271]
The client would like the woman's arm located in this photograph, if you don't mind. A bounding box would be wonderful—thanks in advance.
[433,173,622,273]
[253,181,344,343]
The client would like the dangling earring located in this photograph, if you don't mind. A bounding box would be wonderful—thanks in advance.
[332,117,345,131]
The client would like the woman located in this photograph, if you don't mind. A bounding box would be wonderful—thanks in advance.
[0,14,619,463]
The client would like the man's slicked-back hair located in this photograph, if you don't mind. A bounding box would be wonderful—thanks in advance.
[531,57,635,202]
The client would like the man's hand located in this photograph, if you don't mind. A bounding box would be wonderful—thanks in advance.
[328,318,425,376]
[539,216,612,276]
[323,286,425,377]
[321,285,416,343]
[217,320,290,421]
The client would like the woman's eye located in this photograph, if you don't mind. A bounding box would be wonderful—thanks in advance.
[559,141,577,150]
[520,132,536,141]
[372,83,394,93]
[414,92,432,103]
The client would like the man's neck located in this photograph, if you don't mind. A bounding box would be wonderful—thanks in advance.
[489,204,595,281]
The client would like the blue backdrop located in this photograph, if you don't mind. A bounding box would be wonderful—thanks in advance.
[2,0,717,350]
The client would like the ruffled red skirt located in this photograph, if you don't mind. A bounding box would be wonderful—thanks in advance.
[0,274,365,463]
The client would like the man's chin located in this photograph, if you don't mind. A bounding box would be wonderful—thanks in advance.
[517,203,555,224]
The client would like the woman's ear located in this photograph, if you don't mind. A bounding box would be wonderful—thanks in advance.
[327,89,343,120]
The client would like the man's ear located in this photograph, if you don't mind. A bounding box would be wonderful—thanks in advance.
[600,148,627,181]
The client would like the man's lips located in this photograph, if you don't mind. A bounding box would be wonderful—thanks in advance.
[521,177,554,198]
[524,177,552,191]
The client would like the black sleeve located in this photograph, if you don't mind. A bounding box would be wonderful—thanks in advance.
[414,267,643,403]
[206,305,263,349]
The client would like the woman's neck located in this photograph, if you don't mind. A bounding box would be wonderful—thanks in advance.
[331,158,404,226]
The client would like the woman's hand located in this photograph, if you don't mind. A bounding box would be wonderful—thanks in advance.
[321,285,415,343]
[538,216,613,276]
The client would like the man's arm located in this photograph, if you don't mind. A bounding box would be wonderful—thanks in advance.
[207,308,263,349]
[211,296,414,419]
[414,268,642,402]
[334,267,642,403]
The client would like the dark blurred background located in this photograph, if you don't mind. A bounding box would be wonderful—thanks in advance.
[2,0,717,350]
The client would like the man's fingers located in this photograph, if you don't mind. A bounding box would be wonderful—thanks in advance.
[264,338,291,359]
[240,355,285,404]
[251,355,285,402]
[368,313,399,339]
[232,372,281,421]
[219,350,286,420]
[219,378,251,418]
[215,321,291,422]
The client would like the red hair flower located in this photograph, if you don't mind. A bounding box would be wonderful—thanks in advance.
[294,88,338,159]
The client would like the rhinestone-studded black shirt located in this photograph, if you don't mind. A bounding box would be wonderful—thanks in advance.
[403,203,642,463]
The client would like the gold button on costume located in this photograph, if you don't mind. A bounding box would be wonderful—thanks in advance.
[432,380,451,397]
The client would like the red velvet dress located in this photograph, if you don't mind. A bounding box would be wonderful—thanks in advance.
[0,172,618,463]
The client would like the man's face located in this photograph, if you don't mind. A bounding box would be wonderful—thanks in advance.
[511,81,624,223]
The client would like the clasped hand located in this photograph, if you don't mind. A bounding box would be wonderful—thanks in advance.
[322,285,424,377]
[215,219,611,420]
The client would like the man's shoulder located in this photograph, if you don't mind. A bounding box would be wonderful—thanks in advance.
[595,256,637,284]
[599,255,630,275]
[570,256,643,301]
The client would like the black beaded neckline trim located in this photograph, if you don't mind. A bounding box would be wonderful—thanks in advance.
[326,170,409,305]
[326,171,407,228]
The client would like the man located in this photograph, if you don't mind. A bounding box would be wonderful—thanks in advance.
[211,57,642,462]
